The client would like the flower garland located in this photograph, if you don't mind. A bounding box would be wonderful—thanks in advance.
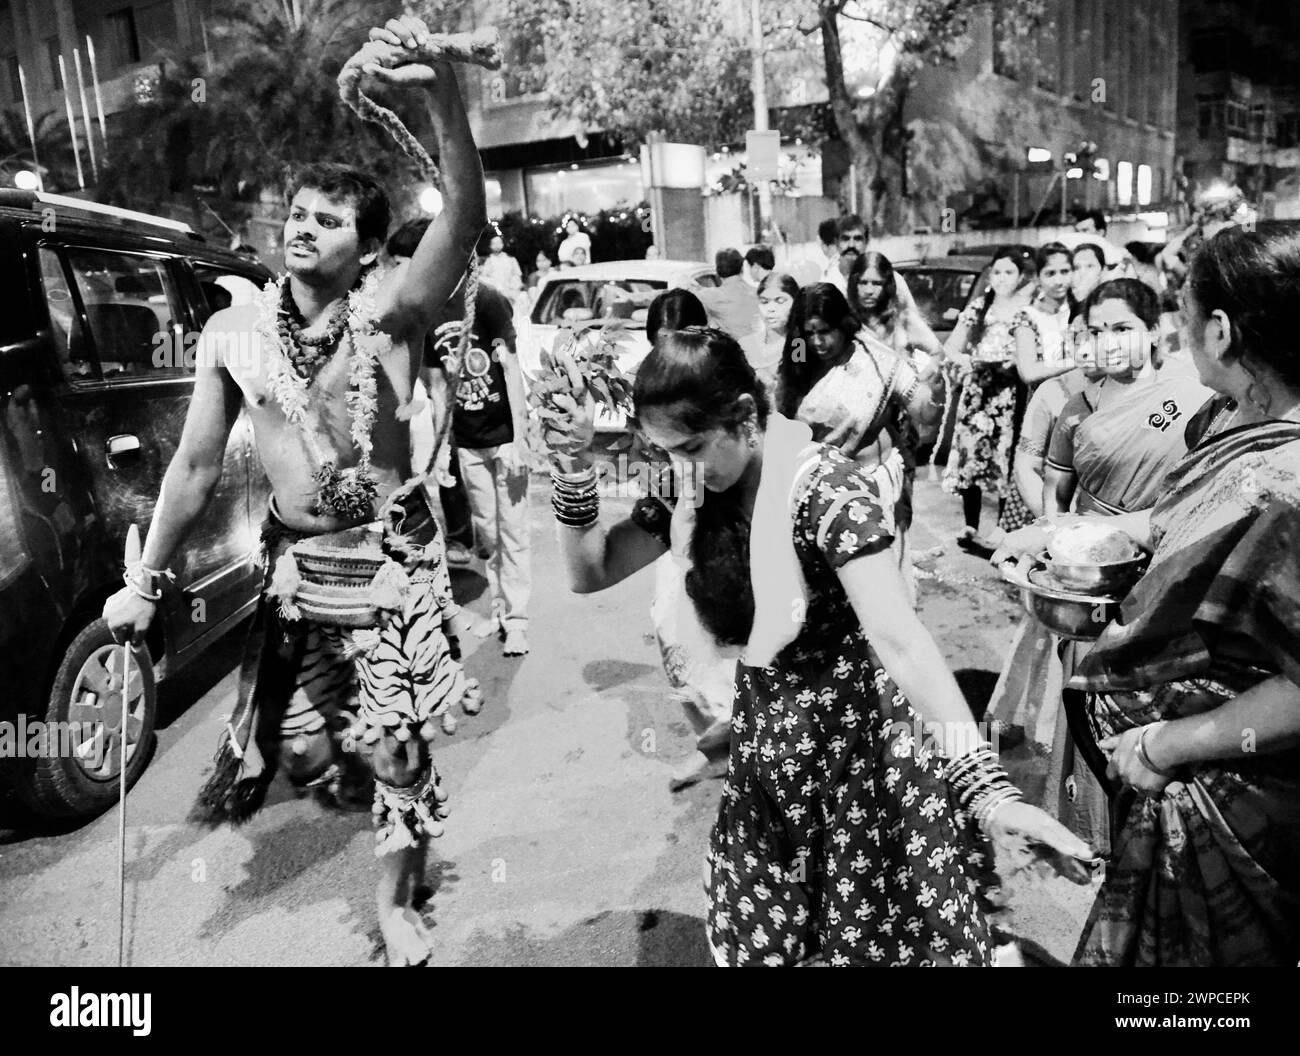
[256,267,390,518]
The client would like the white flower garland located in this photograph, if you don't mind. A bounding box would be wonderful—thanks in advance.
[255,268,392,517]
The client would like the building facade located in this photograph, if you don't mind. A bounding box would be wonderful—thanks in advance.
[1176,0,1300,216]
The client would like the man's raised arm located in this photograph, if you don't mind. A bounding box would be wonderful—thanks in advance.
[365,18,487,347]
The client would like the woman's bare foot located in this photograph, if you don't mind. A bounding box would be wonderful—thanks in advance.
[380,906,433,966]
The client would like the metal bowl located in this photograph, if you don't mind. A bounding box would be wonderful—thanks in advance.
[1022,569,1122,640]
[1038,548,1149,595]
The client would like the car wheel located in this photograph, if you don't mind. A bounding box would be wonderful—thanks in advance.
[22,618,156,820]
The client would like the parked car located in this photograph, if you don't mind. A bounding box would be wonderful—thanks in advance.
[0,190,272,819]
[896,255,992,338]
[517,259,718,431]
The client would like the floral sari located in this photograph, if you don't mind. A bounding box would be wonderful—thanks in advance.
[1070,401,1300,965]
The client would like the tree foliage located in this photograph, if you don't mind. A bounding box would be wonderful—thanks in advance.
[98,0,439,232]
[503,0,756,149]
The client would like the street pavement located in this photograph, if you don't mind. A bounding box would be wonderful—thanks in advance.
[0,470,1099,967]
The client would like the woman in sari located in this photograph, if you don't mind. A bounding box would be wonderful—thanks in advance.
[543,326,1093,965]
[993,226,1300,965]
[1043,280,1210,854]
[778,283,942,603]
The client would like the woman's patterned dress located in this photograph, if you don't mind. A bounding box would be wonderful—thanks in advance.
[704,447,994,966]
[941,319,1020,499]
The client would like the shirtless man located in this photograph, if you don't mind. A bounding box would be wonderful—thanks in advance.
[101,15,485,965]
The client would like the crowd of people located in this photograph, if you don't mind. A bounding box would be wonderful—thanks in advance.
[96,13,1299,969]
[534,203,1300,967]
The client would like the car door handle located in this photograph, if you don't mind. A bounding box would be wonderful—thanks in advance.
[106,434,141,468]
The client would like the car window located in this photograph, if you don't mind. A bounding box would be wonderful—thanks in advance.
[896,268,981,331]
[38,248,98,383]
[532,278,667,328]
[192,263,263,325]
[58,248,187,379]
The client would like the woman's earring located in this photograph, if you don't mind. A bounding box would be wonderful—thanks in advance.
[745,423,758,449]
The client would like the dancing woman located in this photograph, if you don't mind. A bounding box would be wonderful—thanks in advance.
[993,226,1300,965]
[546,326,1092,965]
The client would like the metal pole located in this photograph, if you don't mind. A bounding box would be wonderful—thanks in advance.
[1012,170,1020,230]
[86,36,109,154]
[116,521,141,968]
[17,65,43,191]
[749,0,772,244]
[1061,170,1068,225]
[73,48,98,182]
[57,55,85,189]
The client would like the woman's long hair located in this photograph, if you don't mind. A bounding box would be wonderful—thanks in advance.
[776,282,860,418]
[969,246,1026,348]
[846,250,899,335]
[1189,225,1300,391]
[633,327,771,644]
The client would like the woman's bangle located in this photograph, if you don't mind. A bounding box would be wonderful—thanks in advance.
[1137,722,1177,777]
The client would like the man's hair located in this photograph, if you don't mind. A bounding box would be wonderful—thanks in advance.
[838,213,866,238]
[715,247,744,278]
[285,162,391,245]
[745,245,775,271]
[817,218,839,246]
[385,217,430,260]
[1079,209,1107,233]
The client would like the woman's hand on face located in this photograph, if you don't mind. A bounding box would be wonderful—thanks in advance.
[986,800,1101,885]
[1099,727,1176,794]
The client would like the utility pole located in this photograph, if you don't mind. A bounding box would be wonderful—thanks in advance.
[749,0,772,243]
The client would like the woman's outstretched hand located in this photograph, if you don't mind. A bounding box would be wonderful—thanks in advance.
[985,799,1101,885]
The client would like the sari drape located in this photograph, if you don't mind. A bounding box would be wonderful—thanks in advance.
[1069,414,1300,965]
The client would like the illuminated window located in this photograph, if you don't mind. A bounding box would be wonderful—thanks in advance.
[1137,165,1152,206]
[1117,161,1133,206]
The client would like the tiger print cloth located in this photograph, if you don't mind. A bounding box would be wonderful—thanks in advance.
[260,501,465,854]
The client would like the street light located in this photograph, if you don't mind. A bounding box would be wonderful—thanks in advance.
[14,169,40,191]
[419,187,443,214]
[1027,147,1052,164]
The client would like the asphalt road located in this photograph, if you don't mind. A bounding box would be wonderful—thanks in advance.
[0,471,1099,967]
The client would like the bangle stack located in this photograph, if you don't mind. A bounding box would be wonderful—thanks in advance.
[940,743,1023,833]
[551,465,599,528]
[122,561,176,602]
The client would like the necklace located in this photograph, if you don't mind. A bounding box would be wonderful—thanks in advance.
[277,282,352,383]
[255,268,390,518]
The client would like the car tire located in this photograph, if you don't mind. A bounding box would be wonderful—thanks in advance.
[22,618,157,820]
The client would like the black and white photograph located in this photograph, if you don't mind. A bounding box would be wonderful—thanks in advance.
[0,0,1297,1018]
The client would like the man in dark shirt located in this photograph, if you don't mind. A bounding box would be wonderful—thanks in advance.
[426,273,531,656]
[389,220,532,655]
